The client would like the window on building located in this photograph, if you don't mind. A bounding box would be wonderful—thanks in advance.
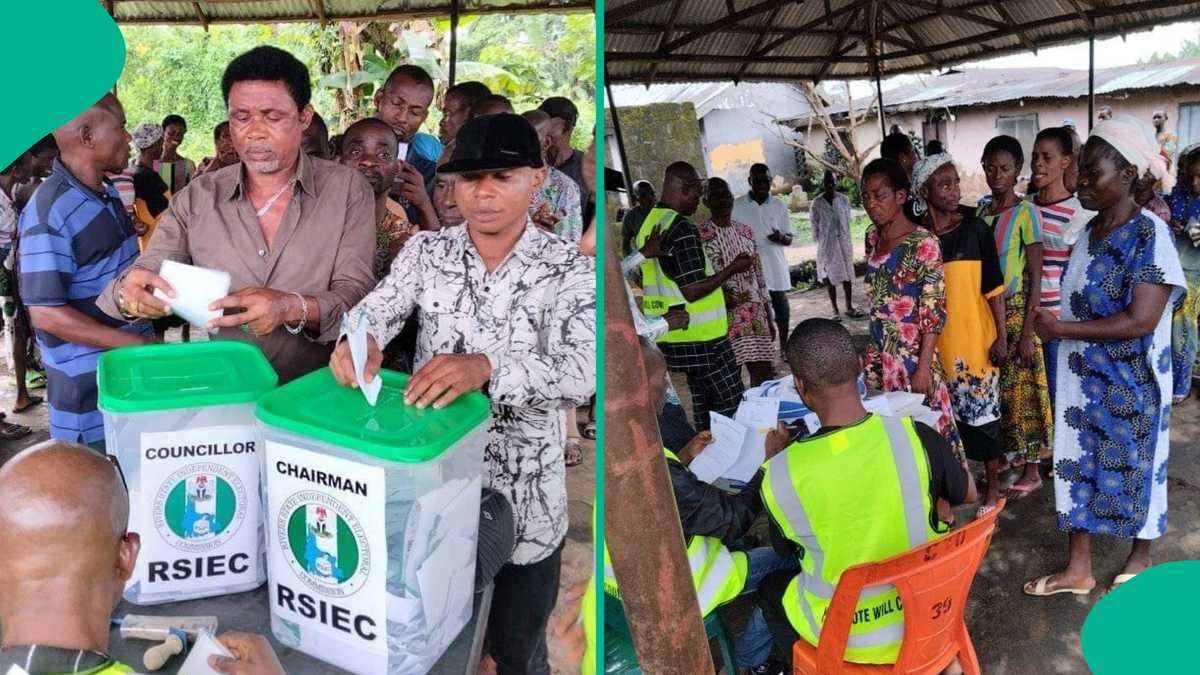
[995,113,1039,165]
[1177,103,1200,162]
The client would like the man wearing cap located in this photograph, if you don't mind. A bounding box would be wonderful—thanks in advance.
[330,113,596,675]
[539,96,588,214]
[1153,109,1178,171]
[100,46,376,384]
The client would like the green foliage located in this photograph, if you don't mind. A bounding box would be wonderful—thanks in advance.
[118,24,338,162]
[117,14,596,162]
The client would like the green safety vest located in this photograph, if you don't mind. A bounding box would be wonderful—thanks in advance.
[761,415,945,665]
[602,448,748,616]
[581,509,596,675]
[635,207,729,343]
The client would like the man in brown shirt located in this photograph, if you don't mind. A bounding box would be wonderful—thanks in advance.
[98,46,376,382]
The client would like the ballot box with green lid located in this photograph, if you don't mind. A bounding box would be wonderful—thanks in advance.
[256,367,490,675]
[98,341,279,606]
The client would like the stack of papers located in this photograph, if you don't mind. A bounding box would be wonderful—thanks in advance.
[152,260,230,333]
[688,397,779,484]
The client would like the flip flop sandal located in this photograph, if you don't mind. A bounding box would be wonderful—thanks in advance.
[12,396,42,414]
[975,504,998,519]
[565,440,584,467]
[0,422,31,440]
[844,308,866,319]
[582,422,596,440]
[1109,573,1138,592]
[1023,575,1093,597]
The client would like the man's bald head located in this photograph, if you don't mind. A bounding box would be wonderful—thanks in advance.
[0,442,139,650]
[0,442,129,564]
[661,161,703,216]
[53,93,131,175]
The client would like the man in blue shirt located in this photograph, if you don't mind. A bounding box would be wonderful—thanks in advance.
[18,93,151,448]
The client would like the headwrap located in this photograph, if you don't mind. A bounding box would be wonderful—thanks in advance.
[909,152,955,217]
[131,122,163,151]
[1089,114,1175,194]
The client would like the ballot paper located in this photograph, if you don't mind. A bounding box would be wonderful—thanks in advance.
[178,630,232,675]
[724,397,779,483]
[341,313,382,406]
[688,412,748,483]
[152,260,230,332]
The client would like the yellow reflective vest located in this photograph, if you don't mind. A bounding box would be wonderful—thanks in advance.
[635,207,729,343]
[761,414,945,664]
[602,448,748,616]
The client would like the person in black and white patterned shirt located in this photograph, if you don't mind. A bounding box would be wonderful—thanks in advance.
[331,113,596,675]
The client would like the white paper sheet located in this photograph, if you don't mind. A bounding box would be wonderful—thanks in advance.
[688,412,746,484]
[417,534,474,629]
[178,630,232,675]
[341,314,382,406]
[152,260,230,332]
[723,398,779,483]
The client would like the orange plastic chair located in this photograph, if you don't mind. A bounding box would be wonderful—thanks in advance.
[793,499,1005,675]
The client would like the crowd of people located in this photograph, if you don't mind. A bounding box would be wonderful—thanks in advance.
[618,106,1193,672]
[1,43,596,675]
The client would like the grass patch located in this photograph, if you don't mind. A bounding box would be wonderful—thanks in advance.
[788,212,873,247]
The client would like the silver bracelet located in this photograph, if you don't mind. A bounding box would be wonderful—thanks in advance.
[285,292,307,335]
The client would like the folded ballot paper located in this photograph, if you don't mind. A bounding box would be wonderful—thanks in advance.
[152,260,231,333]
[340,313,382,406]
[688,397,780,485]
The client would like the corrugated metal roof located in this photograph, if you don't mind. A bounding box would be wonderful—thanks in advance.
[106,0,591,25]
[777,58,1200,124]
[606,0,1200,84]
[605,81,811,118]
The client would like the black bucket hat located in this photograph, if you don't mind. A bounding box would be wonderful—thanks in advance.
[439,113,544,175]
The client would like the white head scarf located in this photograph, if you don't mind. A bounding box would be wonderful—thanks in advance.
[909,152,955,216]
[130,122,163,151]
[1088,114,1175,194]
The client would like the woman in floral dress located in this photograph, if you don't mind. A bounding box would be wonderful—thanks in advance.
[1026,117,1182,596]
[698,177,777,385]
[860,159,965,466]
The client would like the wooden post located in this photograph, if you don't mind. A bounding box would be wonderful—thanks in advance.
[604,69,632,194]
[448,0,460,88]
[1088,32,1095,133]
[872,1,885,137]
[602,213,714,675]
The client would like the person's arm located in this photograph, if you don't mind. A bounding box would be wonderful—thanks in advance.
[767,504,799,558]
[768,202,794,245]
[556,179,585,243]
[1035,282,1173,342]
[1019,206,1045,363]
[669,458,764,546]
[809,204,821,240]
[29,305,149,349]
[980,224,1008,364]
[396,162,440,231]
[485,256,597,410]
[912,236,947,395]
[96,189,194,320]
[915,422,968,507]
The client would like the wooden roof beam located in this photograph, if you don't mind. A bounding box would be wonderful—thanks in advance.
[752,0,871,59]
[606,0,665,24]
[992,3,1038,54]
[812,6,863,83]
[733,3,786,82]
[879,3,937,69]
[645,0,686,86]
[658,0,807,55]
[309,0,327,27]
[903,0,1006,32]
[192,2,209,31]
[607,52,874,64]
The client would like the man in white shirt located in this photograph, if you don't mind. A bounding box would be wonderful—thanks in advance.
[733,163,793,354]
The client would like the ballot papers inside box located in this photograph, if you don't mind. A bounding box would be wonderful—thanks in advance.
[256,367,490,675]
[97,341,278,605]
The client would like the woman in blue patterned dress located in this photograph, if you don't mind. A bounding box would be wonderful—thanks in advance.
[1025,116,1183,597]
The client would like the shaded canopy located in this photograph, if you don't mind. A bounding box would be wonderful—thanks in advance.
[606,0,1200,85]
[102,0,591,26]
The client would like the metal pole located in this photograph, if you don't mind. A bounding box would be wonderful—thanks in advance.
[603,230,714,675]
[871,0,885,138]
[448,0,460,88]
[1088,32,1095,133]
[875,60,886,138]
[604,63,634,193]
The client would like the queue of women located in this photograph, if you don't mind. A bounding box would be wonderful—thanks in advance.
[856,114,1192,597]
